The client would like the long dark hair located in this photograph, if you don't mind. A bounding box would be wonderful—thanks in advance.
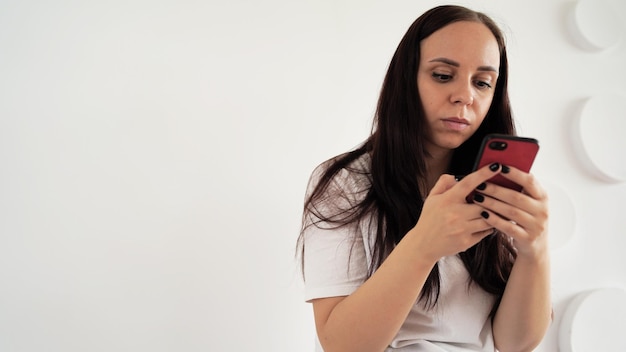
[298,5,516,315]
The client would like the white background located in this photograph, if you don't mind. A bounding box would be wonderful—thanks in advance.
[1,0,625,351]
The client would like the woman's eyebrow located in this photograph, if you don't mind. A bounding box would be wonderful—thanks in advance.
[428,57,498,73]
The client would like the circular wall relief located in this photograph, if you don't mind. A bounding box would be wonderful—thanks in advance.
[559,287,626,351]
[568,0,623,51]
[543,181,577,251]
[573,95,626,183]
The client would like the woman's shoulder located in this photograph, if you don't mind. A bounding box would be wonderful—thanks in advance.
[312,151,372,193]
[302,151,373,217]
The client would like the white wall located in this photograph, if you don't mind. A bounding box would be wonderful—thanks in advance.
[1,0,625,351]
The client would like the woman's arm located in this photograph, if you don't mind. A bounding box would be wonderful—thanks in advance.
[312,236,439,352]
[311,166,503,352]
[474,166,552,352]
[492,247,552,352]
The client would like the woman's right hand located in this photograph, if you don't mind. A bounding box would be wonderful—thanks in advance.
[407,163,503,263]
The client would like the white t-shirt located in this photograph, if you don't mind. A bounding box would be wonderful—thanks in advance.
[302,154,497,351]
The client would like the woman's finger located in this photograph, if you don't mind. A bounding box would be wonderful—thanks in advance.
[479,209,529,240]
[429,174,461,196]
[473,191,535,231]
[498,165,548,201]
[452,162,502,199]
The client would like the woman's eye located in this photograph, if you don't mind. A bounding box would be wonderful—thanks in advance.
[475,80,493,89]
[432,72,452,82]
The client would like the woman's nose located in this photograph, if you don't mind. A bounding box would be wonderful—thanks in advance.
[450,81,474,105]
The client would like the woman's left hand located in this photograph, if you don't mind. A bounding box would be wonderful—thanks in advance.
[472,165,549,257]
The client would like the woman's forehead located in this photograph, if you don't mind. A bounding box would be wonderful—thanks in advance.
[420,21,500,70]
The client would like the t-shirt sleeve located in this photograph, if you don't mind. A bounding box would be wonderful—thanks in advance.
[303,224,369,302]
[301,164,370,302]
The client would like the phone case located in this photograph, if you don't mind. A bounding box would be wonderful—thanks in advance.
[471,134,539,192]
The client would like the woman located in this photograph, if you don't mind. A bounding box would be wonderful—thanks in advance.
[298,5,551,352]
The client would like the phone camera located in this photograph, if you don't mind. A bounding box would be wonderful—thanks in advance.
[489,141,508,151]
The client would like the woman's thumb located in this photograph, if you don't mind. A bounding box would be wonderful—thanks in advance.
[428,174,458,196]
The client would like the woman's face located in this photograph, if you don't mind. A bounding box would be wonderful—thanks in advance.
[417,21,500,155]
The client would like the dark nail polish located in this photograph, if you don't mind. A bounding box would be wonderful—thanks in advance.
[489,163,500,172]
[476,182,487,191]
[473,194,484,203]
[455,175,464,182]
[502,165,510,174]
[481,211,489,219]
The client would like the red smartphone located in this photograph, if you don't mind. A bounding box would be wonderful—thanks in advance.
[467,134,539,200]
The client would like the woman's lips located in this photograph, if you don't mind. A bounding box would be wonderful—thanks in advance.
[442,117,470,131]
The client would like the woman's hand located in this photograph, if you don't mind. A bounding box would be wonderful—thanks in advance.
[471,165,549,257]
[408,163,504,263]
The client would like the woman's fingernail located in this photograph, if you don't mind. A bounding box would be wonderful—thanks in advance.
[455,175,464,182]
[481,211,490,219]
[473,194,484,203]
[489,163,500,172]
[476,182,487,191]
[502,165,510,174]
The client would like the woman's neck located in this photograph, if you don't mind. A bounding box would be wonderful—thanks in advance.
[422,147,453,196]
